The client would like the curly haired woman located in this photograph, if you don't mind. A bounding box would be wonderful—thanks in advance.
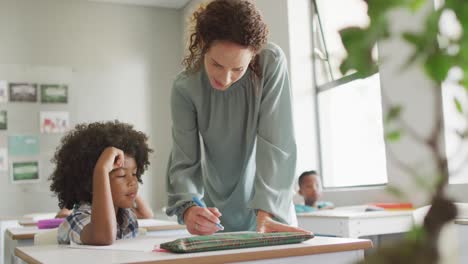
[166,0,310,235]
[49,121,153,245]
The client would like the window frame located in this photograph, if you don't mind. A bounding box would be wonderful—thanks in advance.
[311,0,388,190]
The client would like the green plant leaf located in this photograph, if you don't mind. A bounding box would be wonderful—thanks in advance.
[339,27,375,75]
[367,0,406,19]
[458,129,468,139]
[402,32,425,49]
[408,0,426,11]
[424,53,452,82]
[411,174,434,191]
[405,225,426,242]
[385,185,407,200]
[386,130,402,141]
[454,98,463,114]
[385,106,402,124]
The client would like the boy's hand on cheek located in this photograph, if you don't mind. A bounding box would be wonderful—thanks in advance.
[94,147,125,175]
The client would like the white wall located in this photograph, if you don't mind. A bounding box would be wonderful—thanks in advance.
[0,0,182,216]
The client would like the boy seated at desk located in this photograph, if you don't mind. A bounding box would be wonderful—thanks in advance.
[294,171,334,213]
[49,121,153,245]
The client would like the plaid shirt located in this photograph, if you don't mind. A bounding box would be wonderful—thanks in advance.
[57,203,139,244]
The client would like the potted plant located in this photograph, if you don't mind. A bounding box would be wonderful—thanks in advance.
[338,0,467,263]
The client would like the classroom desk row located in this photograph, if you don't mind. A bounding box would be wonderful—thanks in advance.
[3,216,374,264]
[14,235,372,264]
[0,207,417,264]
[8,206,467,264]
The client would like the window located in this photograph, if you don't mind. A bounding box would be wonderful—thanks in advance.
[312,0,370,86]
[434,0,468,183]
[312,0,388,188]
[318,73,388,187]
[442,69,468,184]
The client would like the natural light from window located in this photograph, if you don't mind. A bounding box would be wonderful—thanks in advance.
[313,0,388,188]
[435,0,468,184]
[318,73,388,188]
[314,0,369,85]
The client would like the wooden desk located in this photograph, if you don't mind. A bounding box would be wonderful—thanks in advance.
[297,206,414,238]
[5,220,188,264]
[138,219,186,232]
[0,217,20,264]
[15,235,372,264]
[4,227,46,264]
[18,213,56,227]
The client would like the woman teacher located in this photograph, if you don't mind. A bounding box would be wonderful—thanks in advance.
[166,0,308,235]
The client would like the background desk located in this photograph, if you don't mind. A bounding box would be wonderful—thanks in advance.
[5,227,52,264]
[0,218,20,264]
[15,235,372,264]
[297,207,414,238]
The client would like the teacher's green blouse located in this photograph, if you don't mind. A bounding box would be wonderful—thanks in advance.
[166,42,297,231]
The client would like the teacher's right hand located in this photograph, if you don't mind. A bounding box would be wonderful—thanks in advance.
[183,206,222,235]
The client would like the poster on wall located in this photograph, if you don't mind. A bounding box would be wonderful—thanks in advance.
[0,80,8,103]
[0,110,6,130]
[8,135,40,156]
[0,148,8,171]
[40,111,70,133]
[40,84,68,103]
[9,83,38,102]
[11,161,39,183]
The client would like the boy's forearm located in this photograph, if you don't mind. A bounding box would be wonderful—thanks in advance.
[81,167,117,245]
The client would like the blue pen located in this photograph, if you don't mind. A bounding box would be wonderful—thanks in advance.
[192,196,224,230]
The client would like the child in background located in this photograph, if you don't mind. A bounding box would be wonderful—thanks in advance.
[49,121,153,245]
[294,171,334,213]
[55,194,154,219]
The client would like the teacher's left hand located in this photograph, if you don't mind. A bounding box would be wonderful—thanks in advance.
[256,210,312,234]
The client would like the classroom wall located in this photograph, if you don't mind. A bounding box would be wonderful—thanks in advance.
[0,0,182,216]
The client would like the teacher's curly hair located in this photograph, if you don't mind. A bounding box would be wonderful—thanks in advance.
[49,120,153,210]
[183,0,269,78]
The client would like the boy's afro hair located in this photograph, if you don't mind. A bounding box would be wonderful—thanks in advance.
[49,120,153,209]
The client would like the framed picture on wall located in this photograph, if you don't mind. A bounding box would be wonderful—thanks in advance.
[0,110,6,130]
[0,148,7,172]
[9,83,38,102]
[8,135,39,156]
[0,80,8,103]
[40,111,70,133]
[11,161,40,184]
[40,84,68,103]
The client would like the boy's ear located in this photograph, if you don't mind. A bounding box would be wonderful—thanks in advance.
[298,189,303,195]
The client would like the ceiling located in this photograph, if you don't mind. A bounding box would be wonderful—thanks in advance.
[87,0,191,9]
